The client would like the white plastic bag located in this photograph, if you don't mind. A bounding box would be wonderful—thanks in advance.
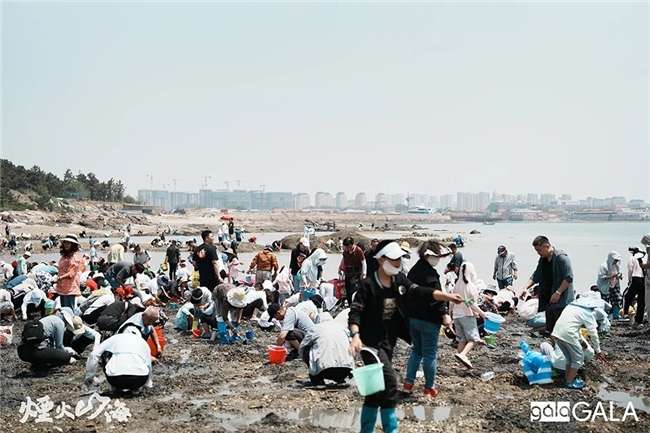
[517,298,538,321]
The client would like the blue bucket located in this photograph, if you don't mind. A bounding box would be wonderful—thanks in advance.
[483,312,505,334]
[352,348,385,396]
[302,288,317,301]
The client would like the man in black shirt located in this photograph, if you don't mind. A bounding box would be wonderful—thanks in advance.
[364,239,380,276]
[165,241,181,282]
[193,230,224,290]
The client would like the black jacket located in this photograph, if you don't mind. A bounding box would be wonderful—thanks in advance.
[348,272,434,350]
[405,259,448,324]
[289,245,310,276]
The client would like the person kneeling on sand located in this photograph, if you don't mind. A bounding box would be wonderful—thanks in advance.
[267,302,316,361]
[299,319,354,386]
[85,327,153,393]
[17,316,78,368]
[550,295,609,389]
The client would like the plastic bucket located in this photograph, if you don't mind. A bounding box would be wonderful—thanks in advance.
[352,348,385,396]
[147,326,167,358]
[267,345,288,364]
[44,300,55,316]
[483,312,505,334]
[302,288,317,301]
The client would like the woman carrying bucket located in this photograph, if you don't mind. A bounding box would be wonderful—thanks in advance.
[348,240,449,433]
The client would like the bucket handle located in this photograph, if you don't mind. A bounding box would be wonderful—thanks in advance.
[358,347,382,366]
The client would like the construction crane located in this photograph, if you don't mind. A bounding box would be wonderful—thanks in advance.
[224,181,230,191]
[172,178,182,192]
[201,176,212,189]
[259,184,266,192]
[146,174,154,190]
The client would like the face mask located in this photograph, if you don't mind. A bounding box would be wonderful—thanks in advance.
[426,256,440,267]
[382,260,401,276]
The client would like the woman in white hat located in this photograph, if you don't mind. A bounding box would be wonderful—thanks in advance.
[55,234,85,309]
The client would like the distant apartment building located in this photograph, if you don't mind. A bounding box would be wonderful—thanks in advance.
[540,193,556,206]
[354,192,368,209]
[629,199,647,209]
[527,193,539,205]
[138,190,170,210]
[315,192,335,208]
[294,193,311,209]
[440,194,455,209]
[478,192,491,210]
[375,193,390,210]
[336,192,348,209]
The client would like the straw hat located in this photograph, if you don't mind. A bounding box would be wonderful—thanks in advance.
[60,234,80,245]
[227,287,247,308]
[60,307,85,336]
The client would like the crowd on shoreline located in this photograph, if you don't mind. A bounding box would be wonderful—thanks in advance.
[1,219,649,433]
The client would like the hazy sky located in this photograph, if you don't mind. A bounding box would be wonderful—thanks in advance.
[2,1,649,200]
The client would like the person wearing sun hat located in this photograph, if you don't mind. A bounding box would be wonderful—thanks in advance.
[58,306,101,355]
[348,240,460,433]
[55,234,86,309]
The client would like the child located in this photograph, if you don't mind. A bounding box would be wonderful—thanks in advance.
[550,296,608,389]
[450,262,486,369]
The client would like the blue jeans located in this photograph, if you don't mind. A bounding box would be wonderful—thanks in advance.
[405,319,441,389]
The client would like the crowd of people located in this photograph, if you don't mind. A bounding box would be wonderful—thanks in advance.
[1,223,649,433]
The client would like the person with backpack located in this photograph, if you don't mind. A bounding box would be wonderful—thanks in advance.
[17,316,77,368]
[96,299,143,333]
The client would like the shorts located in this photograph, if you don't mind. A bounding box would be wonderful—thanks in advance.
[555,338,584,370]
[454,316,481,343]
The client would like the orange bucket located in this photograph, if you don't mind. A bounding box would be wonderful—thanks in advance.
[147,326,167,358]
[267,345,288,364]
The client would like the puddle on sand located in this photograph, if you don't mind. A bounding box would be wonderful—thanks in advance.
[157,392,214,407]
[286,405,451,429]
[597,384,650,414]
[199,405,452,431]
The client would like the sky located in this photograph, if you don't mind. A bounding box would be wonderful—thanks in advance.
[2,1,649,200]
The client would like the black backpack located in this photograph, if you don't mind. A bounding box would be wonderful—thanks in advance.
[22,320,46,345]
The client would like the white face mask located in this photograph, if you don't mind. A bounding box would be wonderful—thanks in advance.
[426,256,440,267]
[382,260,401,276]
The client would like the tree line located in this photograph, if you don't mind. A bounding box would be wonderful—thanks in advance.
[0,159,135,210]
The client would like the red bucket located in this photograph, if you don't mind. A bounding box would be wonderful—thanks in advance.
[329,279,345,299]
[267,345,288,364]
[147,326,167,358]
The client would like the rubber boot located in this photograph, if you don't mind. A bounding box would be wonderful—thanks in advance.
[380,407,398,433]
[612,305,621,320]
[360,405,378,433]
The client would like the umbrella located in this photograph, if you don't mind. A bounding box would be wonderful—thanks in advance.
[220,215,234,221]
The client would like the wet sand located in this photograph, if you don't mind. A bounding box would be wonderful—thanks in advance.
[0,312,648,432]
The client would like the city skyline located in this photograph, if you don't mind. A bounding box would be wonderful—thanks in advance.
[137,186,646,212]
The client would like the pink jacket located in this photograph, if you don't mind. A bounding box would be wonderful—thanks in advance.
[56,253,85,296]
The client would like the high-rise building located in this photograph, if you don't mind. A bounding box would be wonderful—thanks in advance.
[526,193,539,205]
[541,194,556,206]
[354,193,367,209]
[390,193,405,207]
[336,192,348,209]
[375,193,390,210]
[315,192,335,208]
[478,192,491,210]
[440,194,455,209]
[294,193,311,209]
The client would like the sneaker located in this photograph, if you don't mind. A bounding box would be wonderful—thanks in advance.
[402,382,414,393]
[454,353,473,369]
[566,378,585,390]
[423,387,440,399]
